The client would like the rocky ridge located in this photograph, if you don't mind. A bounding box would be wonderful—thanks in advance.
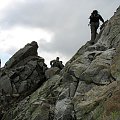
[0,41,47,117]
[1,6,120,120]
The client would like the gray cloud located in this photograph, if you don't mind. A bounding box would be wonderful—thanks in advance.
[1,0,120,58]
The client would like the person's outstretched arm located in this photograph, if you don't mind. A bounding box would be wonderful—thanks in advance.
[99,15,104,23]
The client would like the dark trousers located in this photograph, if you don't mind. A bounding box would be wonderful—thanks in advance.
[90,22,99,43]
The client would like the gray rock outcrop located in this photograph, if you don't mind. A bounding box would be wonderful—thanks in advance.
[1,6,120,120]
[45,67,61,79]
[0,41,47,116]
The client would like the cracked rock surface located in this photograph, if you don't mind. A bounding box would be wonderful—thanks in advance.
[0,41,47,117]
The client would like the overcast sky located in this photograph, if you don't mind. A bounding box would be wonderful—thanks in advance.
[0,0,119,67]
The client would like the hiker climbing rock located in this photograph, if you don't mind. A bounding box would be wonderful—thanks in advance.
[50,57,64,70]
[0,59,1,68]
[89,10,104,44]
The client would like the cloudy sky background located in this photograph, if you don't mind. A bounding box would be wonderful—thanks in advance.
[0,0,119,67]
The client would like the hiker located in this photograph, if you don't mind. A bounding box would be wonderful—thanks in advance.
[89,10,104,44]
[50,57,64,69]
[0,59,1,68]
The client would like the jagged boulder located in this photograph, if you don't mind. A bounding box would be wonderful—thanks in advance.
[0,41,47,116]
[1,7,120,120]
[4,41,38,69]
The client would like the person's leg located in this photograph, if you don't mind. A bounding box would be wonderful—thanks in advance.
[94,22,99,43]
[90,22,96,44]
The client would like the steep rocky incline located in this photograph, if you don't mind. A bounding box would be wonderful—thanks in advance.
[1,7,120,120]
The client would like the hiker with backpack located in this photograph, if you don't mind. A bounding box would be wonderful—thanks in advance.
[89,10,104,44]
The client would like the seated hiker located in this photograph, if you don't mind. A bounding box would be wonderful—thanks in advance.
[50,57,64,69]
[0,59,1,68]
[89,10,104,44]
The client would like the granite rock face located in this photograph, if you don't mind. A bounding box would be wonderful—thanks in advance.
[1,7,120,120]
[0,41,47,116]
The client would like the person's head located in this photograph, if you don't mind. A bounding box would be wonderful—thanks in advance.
[56,57,59,61]
[92,10,98,15]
